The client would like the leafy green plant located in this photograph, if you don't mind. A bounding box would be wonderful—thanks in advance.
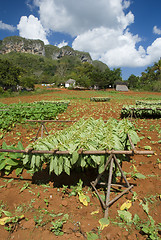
[44,198,49,207]
[24,117,139,176]
[19,182,31,193]
[69,179,84,196]
[121,104,161,118]
[0,101,68,131]
[0,141,25,176]
[4,215,25,232]
[117,210,132,224]
[136,100,161,106]
[137,200,161,240]
[61,185,69,194]
[117,199,161,240]
[0,178,14,188]
[50,214,69,236]
[0,118,140,180]
[0,203,12,218]
[86,231,99,240]
[130,165,146,180]
[34,215,47,227]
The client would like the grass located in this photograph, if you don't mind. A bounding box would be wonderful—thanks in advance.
[0,88,60,99]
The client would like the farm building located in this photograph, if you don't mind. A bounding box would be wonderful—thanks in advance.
[116,84,129,91]
[115,81,129,92]
[65,79,76,88]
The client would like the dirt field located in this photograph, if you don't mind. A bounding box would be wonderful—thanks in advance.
[0,88,161,240]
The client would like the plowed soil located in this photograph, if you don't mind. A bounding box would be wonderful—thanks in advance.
[0,88,161,240]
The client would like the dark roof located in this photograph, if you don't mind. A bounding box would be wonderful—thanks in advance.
[115,81,128,86]
[66,79,76,84]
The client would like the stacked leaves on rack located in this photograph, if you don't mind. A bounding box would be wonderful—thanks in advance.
[0,101,68,131]
[90,97,110,102]
[121,100,161,118]
[23,117,140,176]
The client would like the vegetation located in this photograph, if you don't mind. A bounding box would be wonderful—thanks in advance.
[136,100,161,105]
[90,97,110,102]
[127,59,161,91]
[1,35,161,92]
[0,59,25,91]
[116,197,161,240]
[0,47,122,90]
[121,102,161,118]
[0,89,160,239]
[0,117,139,177]
[23,117,139,176]
[0,102,68,131]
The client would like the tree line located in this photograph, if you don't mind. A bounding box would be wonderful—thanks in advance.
[127,59,161,92]
[0,52,122,91]
[0,51,161,92]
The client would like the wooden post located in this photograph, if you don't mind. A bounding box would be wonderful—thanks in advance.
[90,153,135,218]
[104,156,114,218]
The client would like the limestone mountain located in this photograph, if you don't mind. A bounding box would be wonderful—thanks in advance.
[0,36,92,63]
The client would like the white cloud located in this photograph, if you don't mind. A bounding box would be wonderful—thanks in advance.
[56,40,68,48]
[33,0,134,36]
[122,0,131,9]
[17,15,49,44]
[29,0,161,69]
[153,26,161,35]
[72,28,161,68]
[0,21,16,31]
[72,27,144,67]
[147,38,161,59]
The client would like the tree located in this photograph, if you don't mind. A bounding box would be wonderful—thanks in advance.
[138,60,161,91]
[127,74,139,89]
[71,62,95,87]
[0,59,23,90]
[112,68,122,82]
[56,61,67,79]
[19,75,35,89]
[153,58,161,81]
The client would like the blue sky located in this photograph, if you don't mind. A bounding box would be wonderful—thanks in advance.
[1,0,161,80]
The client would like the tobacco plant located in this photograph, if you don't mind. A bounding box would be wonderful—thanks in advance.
[121,104,161,118]
[0,141,25,176]
[0,101,68,131]
[23,117,140,176]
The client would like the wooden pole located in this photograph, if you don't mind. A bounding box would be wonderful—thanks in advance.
[0,148,154,155]
[104,157,114,218]
[26,120,77,123]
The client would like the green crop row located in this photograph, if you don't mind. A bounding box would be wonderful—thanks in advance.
[0,101,68,131]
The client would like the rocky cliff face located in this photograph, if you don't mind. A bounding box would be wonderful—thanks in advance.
[0,36,45,56]
[0,36,92,63]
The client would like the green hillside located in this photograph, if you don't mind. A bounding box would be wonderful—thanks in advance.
[0,36,123,93]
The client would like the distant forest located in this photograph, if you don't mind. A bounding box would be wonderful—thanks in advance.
[0,51,161,92]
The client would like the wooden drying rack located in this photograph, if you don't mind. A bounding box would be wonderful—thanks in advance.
[0,124,154,218]
[122,107,161,118]
[26,119,113,141]
[26,120,77,141]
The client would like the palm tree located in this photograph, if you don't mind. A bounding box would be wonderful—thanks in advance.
[153,58,161,73]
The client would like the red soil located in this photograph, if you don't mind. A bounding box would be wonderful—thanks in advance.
[0,88,161,240]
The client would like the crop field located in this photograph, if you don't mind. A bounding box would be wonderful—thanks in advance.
[0,87,161,240]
